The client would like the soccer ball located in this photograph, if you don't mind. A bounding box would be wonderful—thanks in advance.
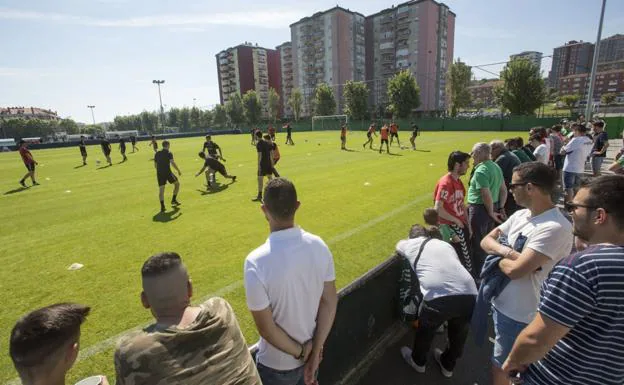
[96,160,101,165]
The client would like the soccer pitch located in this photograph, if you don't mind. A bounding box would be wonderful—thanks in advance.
[0,130,522,383]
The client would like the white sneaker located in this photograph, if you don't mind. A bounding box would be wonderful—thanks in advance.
[434,348,453,378]
[401,346,426,373]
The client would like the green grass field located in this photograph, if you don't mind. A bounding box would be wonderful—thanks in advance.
[0,130,523,384]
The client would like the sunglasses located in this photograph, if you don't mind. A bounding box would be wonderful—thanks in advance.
[564,202,599,212]
[509,182,529,190]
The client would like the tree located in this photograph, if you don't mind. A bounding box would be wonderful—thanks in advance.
[343,81,369,120]
[167,108,179,128]
[177,108,191,131]
[559,94,580,115]
[268,88,281,123]
[495,59,545,115]
[288,88,303,121]
[472,98,485,110]
[242,90,263,125]
[190,107,201,129]
[601,92,616,106]
[446,60,472,117]
[200,109,213,128]
[58,118,79,134]
[314,83,336,116]
[225,93,245,127]
[140,111,158,132]
[212,104,228,128]
[387,70,421,118]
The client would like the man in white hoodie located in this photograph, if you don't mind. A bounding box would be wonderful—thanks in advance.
[561,123,593,202]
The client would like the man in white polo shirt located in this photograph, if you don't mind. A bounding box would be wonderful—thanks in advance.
[480,162,573,385]
[561,123,593,202]
[244,178,338,385]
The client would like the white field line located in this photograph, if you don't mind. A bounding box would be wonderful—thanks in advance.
[5,193,430,385]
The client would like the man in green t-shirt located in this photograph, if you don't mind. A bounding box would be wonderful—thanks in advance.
[467,142,507,274]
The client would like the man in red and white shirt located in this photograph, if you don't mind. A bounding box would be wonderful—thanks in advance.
[433,151,472,274]
[18,140,39,187]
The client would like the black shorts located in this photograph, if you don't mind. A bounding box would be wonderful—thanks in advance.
[391,133,398,138]
[554,154,564,170]
[80,150,87,157]
[367,133,372,138]
[157,172,178,187]
[24,163,35,172]
[121,149,126,154]
[211,163,227,176]
[103,151,111,157]
[381,139,389,144]
[258,163,274,176]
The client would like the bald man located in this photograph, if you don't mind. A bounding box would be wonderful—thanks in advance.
[114,252,261,385]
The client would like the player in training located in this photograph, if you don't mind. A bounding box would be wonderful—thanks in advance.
[78,136,87,165]
[149,135,158,153]
[340,124,348,150]
[118,136,128,162]
[196,152,236,188]
[267,135,281,177]
[379,123,390,154]
[284,122,294,145]
[363,122,377,149]
[202,135,225,161]
[18,140,39,187]
[154,140,182,212]
[253,131,275,202]
[410,122,420,150]
[100,137,112,166]
[130,135,138,152]
[389,120,401,147]
[268,124,276,141]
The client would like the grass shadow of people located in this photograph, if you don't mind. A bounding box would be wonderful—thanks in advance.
[4,186,30,195]
[414,149,432,152]
[152,207,181,223]
[74,164,87,169]
[96,164,112,170]
[196,180,235,195]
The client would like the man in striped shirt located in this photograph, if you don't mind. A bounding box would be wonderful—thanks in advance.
[503,175,624,385]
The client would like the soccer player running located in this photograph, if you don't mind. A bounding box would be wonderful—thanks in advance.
[268,124,276,141]
[389,120,401,148]
[410,122,420,150]
[253,131,275,202]
[340,124,348,150]
[130,135,138,152]
[154,140,182,212]
[101,137,113,166]
[202,135,225,161]
[196,152,236,188]
[118,136,128,162]
[363,122,377,149]
[284,122,294,145]
[18,140,39,187]
[379,123,390,154]
[149,135,158,153]
[78,136,87,165]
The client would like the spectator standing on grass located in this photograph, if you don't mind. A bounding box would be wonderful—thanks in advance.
[398,225,477,379]
[114,252,261,385]
[561,123,594,202]
[10,303,110,385]
[590,120,609,176]
[491,140,521,215]
[467,142,507,275]
[245,178,338,385]
[434,151,473,274]
[503,175,624,385]
[18,140,39,187]
[479,162,573,385]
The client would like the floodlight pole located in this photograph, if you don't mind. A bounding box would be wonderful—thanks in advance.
[152,80,166,133]
[585,0,606,120]
[87,105,96,125]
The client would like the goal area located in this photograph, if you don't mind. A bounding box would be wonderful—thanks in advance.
[311,115,348,131]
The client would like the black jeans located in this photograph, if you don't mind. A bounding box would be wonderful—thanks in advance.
[468,203,496,276]
[411,294,476,370]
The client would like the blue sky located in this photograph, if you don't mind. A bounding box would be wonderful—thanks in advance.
[0,0,622,123]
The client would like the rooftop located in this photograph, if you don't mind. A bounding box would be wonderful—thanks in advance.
[290,6,366,27]
[366,0,456,20]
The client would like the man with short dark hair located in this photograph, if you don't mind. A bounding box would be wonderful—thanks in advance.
[10,303,109,385]
[480,162,573,385]
[253,132,275,202]
[284,123,294,145]
[78,136,87,165]
[101,137,112,166]
[379,123,390,154]
[398,224,477,378]
[363,122,377,149]
[130,135,138,152]
[507,138,532,163]
[503,175,624,385]
[115,252,261,385]
[154,140,181,212]
[561,123,593,202]
[18,140,39,187]
[118,136,127,162]
[245,178,338,385]
[590,120,609,176]
[196,152,236,188]
[202,135,224,161]
[389,120,401,147]
[340,124,348,150]
[434,151,472,274]
[530,135,548,165]
[410,123,420,150]
[149,135,158,153]
[491,140,521,215]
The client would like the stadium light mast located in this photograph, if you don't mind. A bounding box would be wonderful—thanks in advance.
[152,80,166,132]
[585,0,607,120]
[87,105,96,125]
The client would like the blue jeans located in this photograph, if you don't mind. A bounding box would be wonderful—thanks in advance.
[562,171,582,191]
[257,362,305,385]
[491,307,528,368]
[592,156,605,175]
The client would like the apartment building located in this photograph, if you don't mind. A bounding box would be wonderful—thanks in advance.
[597,34,624,72]
[215,43,281,117]
[467,80,503,107]
[365,0,455,113]
[276,42,294,117]
[0,107,60,121]
[548,40,594,89]
[290,6,366,116]
[509,51,542,70]
[559,69,624,101]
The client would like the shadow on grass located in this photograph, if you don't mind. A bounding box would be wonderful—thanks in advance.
[152,207,181,223]
[4,186,30,195]
[413,149,432,152]
[341,148,358,152]
[74,164,87,169]
[388,153,403,156]
[196,180,235,195]
[96,164,112,170]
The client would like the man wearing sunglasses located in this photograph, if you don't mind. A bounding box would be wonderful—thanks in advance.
[503,175,624,385]
[480,162,573,385]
